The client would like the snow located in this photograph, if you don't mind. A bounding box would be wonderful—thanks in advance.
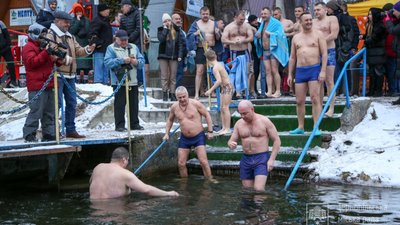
[310,101,400,188]
[1,84,400,188]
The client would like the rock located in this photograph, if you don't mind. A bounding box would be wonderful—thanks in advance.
[340,98,372,132]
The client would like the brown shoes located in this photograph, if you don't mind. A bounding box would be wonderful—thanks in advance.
[66,132,86,139]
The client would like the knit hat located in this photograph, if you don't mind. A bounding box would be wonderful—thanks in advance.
[69,3,85,16]
[394,1,400,12]
[48,0,57,5]
[248,15,258,23]
[28,23,47,41]
[120,0,133,6]
[383,3,394,12]
[98,3,109,12]
[162,13,172,22]
[326,0,340,11]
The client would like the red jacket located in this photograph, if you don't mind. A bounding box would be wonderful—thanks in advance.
[22,39,57,92]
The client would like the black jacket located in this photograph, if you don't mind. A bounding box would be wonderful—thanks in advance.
[120,7,142,47]
[364,8,386,65]
[36,9,55,29]
[157,24,185,60]
[0,20,11,53]
[89,14,113,53]
[385,17,400,78]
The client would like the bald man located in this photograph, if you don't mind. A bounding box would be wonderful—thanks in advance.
[227,100,281,191]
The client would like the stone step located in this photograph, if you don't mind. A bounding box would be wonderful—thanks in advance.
[190,147,317,163]
[207,132,327,148]
[231,114,341,132]
[187,159,313,178]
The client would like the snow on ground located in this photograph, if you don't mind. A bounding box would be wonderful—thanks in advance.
[310,101,400,188]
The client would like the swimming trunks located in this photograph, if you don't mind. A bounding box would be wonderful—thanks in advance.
[221,83,234,95]
[327,48,336,66]
[295,63,321,84]
[240,151,270,180]
[178,132,206,149]
[263,50,276,60]
[230,49,250,62]
[195,47,215,64]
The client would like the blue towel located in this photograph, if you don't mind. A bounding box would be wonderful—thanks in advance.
[225,55,248,92]
[254,17,289,67]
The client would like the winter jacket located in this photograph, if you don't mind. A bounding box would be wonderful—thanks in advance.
[157,24,185,60]
[69,16,92,69]
[47,23,91,78]
[364,8,386,65]
[89,14,113,53]
[120,7,142,47]
[22,39,59,92]
[36,9,55,29]
[0,20,11,53]
[385,16,400,78]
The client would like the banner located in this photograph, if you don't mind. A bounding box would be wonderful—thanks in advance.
[10,8,36,26]
[186,0,204,18]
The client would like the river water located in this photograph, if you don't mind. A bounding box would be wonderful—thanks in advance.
[0,174,399,225]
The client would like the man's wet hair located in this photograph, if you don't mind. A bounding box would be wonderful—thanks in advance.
[205,49,217,61]
[315,2,326,7]
[262,7,271,12]
[274,7,282,12]
[111,147,129,160]
[295,5,305,10]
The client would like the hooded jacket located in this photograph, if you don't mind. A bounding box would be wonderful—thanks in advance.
[36,0,57,29]
[364,8,386,65]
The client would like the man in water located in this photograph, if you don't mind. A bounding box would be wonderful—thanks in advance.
[163,86,214,179]
[287,12,327,136]
[90,147,179,199]
[227,100,281,191]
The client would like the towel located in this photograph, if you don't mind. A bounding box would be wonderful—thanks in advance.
[225,55,248,92]
[254,17,289,67]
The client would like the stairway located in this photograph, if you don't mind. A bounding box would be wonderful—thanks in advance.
[187,100,346,179]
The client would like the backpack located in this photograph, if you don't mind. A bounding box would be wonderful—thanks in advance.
[336,13,355,63]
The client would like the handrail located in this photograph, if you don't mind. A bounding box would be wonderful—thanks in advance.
[283,48,367,191]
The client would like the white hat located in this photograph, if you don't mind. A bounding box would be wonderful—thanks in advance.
[162,13,171,22]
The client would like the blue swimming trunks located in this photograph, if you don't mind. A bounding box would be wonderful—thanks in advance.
[240,152,270,180]
[263,50,276,60]
[178,132,206,149]
[327,48,336,66]
[295,64,321,83]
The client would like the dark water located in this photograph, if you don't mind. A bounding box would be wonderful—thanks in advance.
[0,175,400,225]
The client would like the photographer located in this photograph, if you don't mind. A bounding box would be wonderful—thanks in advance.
[104,29,144,132]
[47,11,95,138]
[386,2,400,104]
[22,23,63,142]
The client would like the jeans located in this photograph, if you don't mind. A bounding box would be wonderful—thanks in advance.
[176,59,185,88]
[386,56,399,94]
[58,77,77,134]
[93,52,109,85]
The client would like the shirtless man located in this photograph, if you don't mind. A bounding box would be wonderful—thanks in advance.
[227,100,281,191]
[313,2,339,117]
[257,7,282,98]
[89,147,179,199]
[222,10,254,98]
[293,5,305,34]
[163,86,214,178]
[273,7,294,38]
[204,49,233,135]
[287,12,327,136]
[187,6,221,100]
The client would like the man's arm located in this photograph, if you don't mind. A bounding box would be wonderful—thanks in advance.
[104,45,124,70]
[285,20,295,37]
[227,122,239,149]
[264,118,281,171]
[221,25,234,45]
[287,36,297,87]
[244,24,255,43]
[196,101,214,135]
[163,105,176,140]
[125,171,178,197]
[318,32,328,81]
[326,16,339,42]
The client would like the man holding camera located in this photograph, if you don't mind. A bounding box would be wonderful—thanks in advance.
[22,23,63,142]
[47,11,95,138]
[104,29,145,131]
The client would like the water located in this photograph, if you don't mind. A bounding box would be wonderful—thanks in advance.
[0,175,400,225]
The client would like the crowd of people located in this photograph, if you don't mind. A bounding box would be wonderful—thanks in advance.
[3,0,400,199]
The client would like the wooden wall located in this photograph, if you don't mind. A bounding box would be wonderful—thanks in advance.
[2,0,34,34]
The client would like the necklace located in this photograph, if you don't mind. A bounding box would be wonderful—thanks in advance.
[179,103,188,112]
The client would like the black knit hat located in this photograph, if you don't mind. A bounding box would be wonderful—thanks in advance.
[98,3,109,12]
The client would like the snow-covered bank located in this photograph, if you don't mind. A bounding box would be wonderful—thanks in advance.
[310,101,400,188]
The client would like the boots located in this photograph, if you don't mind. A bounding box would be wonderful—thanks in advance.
[374,75,384,97]
[169,93,176,101]
[163,91,168,101]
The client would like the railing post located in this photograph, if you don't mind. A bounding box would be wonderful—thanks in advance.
[344,69,350,108]
[142,64,147,107]
[362,49,367,96]
[54,71,60,144]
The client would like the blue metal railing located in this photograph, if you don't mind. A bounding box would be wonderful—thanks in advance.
[283,48,367,191]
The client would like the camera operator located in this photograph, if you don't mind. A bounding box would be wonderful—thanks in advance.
[385,2,400,104]
[47,11,95,138]
[22,23,63,142]
[104,29,145,132]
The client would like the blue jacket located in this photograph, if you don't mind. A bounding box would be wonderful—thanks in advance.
[254,17,289,67]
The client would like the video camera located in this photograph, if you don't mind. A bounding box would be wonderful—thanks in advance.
[39,36,68,59]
